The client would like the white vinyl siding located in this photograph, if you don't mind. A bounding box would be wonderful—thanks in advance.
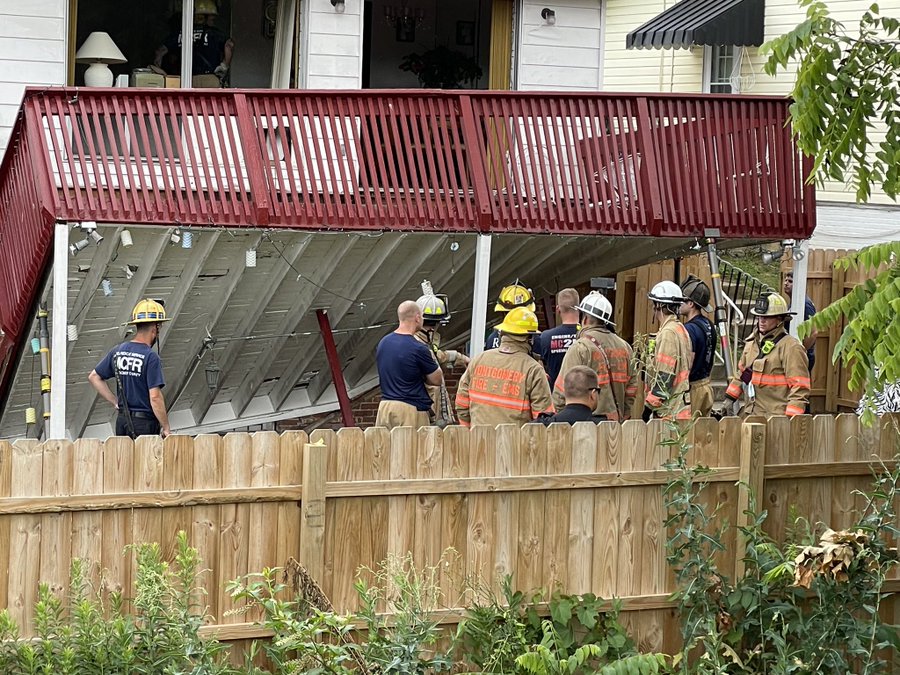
[0,0,67,158]
[516,0,602,91]
[303,0,364,88]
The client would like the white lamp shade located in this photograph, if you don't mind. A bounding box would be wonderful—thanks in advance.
[75,32,127,64]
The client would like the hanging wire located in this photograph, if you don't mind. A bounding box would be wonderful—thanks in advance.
[261,231,360,304]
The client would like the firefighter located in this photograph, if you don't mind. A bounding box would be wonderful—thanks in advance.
[722,292,810,417]
[551,291,637,421]
[415,280,469,426]
[679,275,716,417]
[457,307,554,426]
[484,283,536,351]
[644,281,692,421]
[88,299,172,439]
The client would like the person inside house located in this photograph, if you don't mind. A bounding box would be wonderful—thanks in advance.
[155,0,235,88]
[539,366,608,425]
[537,288,580,387]
[375,300,444,430]
[722,292,810,418]
[87,299,172,439]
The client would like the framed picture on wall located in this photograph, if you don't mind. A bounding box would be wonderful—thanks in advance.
[456,21,475,46]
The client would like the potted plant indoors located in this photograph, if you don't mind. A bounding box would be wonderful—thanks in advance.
[399,46,483,89]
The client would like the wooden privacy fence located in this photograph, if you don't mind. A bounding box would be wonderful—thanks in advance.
[616,249,879,414]
[0,415,897,653]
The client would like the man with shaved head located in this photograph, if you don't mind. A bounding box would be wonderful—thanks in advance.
[375,300,444,429]
[540,365,608,424]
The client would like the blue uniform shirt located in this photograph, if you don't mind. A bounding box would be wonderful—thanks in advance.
[786,297,817,370]
[684,315,715,382]
[94,342,165,413]
[376,332,439,411]
[484,329,501,351]
[537,323,580,385]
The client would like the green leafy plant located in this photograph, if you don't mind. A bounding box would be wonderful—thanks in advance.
[0,531,238,674]
[664,416,900,674]
[763,0,900,202]
[798,243,900,425]
[399,46,483,89]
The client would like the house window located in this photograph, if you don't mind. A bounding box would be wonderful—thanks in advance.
[704,45,737,94]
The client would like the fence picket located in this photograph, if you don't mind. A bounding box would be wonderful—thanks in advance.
[101,437,133,601]
[544,423,572,592]
[8,440,42,628]
[71,439,103,590]
[191,434,221,619]
[516,423,547,594]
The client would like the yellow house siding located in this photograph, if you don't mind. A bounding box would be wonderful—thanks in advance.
[603,0,703,92]
[602,0,900,205]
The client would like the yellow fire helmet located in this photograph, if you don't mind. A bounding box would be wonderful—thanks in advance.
[128,298,171,325]
[496,307,540,335]
[194,0,218,16]
[751,292,795,318]
[494,283,535,313]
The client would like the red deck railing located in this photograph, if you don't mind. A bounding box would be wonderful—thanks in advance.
[16,88,813,236]
[0,87,815,410]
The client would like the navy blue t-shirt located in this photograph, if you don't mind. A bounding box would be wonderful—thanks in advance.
[684,315,715,382]
[94,342,165,413]
[163,26,228,75]
[484,329,501,351]
[376,332,439,411]
[538,323,580,385]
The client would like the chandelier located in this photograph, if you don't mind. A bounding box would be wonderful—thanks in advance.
[384,1,425,30]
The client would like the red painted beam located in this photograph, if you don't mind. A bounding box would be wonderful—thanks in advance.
[316,308,354,427]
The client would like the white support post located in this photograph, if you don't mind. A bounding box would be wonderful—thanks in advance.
[470,234,492,358]
[789,239,810,339]
[49,222,69,440]
[181,0,195,88]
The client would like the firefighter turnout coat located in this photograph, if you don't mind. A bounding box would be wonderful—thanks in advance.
[725,325,810,417]
[414,328,455,424]
[645,314,692,420]
[456,336,554,426]
[551,326,638,421]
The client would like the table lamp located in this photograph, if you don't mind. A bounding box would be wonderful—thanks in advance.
[75,32,127,87]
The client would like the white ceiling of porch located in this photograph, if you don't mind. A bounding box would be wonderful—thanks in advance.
[0,225,717,439]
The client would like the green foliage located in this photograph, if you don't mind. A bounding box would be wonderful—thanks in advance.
[455,574,640,674]
[800,242,900,424]
[0,531,237,674]
[515,621,668,675]
[354,553,453,674]
[663,418,900,674]
[763,0,900,202]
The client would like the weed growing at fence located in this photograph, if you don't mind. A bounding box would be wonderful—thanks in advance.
[0,531,238,674]
[664,423,900,674]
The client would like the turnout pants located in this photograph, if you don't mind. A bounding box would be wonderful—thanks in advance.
[690,378,714,417]
[375,400,430,430]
